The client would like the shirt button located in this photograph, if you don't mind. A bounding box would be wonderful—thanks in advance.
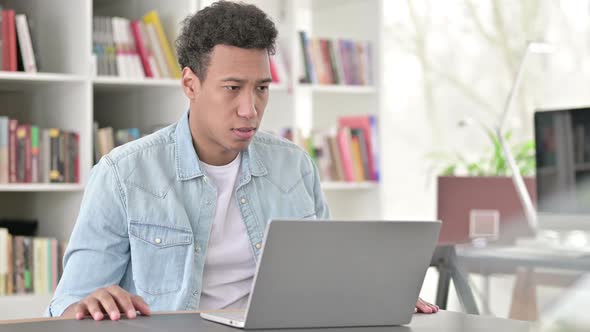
[154,238,162,244]
[195,247,201,254]
[255,243,262,249]
[240,198,247,204]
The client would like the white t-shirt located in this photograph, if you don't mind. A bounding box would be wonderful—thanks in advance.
[199,153,256,310]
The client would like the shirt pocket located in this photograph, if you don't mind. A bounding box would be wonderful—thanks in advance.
[128,222,193,295]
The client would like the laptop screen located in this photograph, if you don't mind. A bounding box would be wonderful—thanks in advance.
[535,107,590,215]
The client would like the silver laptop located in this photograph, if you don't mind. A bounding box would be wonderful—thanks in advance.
[200,219,441,329]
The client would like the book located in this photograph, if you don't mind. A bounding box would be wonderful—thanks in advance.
[336,127,355,182]
[8,119,17,183]
[338,115,379,181]
[0,228,8,295]
[31,126,39,183]
[15,14,37,73]
[23,236,33,293]
[351,128,371,181]
[0,6,3,68]
[49,128,61,183]
[6,233,12,294]
[13,236,25,294]
[2,10,17,71]
[144,23,170,78]
[143,11,180,78]
[0,116,8,183]
[350,134,365,181]
[16,124,31,183]
[131,20,154,77]
[298,31,315,84]
[33,237,44,294]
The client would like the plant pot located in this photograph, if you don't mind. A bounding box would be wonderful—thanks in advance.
[437,175,537,246]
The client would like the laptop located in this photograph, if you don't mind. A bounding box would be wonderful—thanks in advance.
[200,219,441,329]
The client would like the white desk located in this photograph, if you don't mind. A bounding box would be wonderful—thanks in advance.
[0,310,532,332]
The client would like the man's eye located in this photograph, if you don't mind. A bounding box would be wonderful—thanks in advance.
[225,86,240,91]
[257,86,269,91]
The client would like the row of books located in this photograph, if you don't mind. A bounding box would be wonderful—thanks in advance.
[281,115,379,182]
[0,8,38,73]
[298,31,373,86]
[0,117,79,184]
[93,11,180,79]
[0,228,66,295]
[94,124,142,162]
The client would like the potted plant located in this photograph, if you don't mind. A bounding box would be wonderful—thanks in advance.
[432,129,537,245]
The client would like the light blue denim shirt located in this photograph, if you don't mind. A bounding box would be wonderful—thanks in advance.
[47,112,330,316]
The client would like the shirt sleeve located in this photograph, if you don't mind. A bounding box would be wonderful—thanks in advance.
[47,156,130,316]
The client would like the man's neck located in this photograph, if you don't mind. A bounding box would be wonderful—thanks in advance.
[198,148,240,166]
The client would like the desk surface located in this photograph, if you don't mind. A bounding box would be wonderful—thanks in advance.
[457,245,590,271]
[0,310,531,332]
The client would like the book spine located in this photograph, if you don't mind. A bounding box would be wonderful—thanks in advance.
[49,128,61,183]
[130,20,153,77]
[0,117,8,183]
[6,10,16,71]
[16,124,27,183]
[0,228,8,295]
[15,14,37,73]
[23,237,33,293]
[8,119,17,182]
[6,233,12,294]
[14,236,25,294]
[142,11,180,78]
[24,125,32,183]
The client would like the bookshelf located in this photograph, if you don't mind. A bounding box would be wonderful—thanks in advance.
[0,0,383,320]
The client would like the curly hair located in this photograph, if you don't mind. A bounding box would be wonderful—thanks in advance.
[176,1,278,81]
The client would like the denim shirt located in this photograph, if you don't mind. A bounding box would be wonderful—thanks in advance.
[47,112,330,316]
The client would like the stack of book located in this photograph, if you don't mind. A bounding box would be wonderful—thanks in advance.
[0,117,79,184]
[298,31,372,86]
[93,10,180,79]
[0,7,39,73]
[281,115,379,182]
[0,228,67,296]
[94,124,141,162]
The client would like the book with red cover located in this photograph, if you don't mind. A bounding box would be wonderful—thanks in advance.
[336,127,355,182]
[6,10,17,71]
[130,20,153,77]
[1,10,9,70]
[8,119,17,183]
[338,115,379,181]
[269,57,279,83]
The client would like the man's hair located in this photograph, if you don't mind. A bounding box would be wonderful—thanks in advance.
[176,1,278,81]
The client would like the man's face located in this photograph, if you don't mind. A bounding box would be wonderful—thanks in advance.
[182,45,271,165]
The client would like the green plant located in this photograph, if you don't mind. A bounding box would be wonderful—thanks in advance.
[428,129,536,177]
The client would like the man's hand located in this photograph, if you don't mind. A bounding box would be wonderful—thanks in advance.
[415,297,439,314]
[62,285,151,320]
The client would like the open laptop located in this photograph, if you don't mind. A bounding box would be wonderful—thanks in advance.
[200,219,441,329]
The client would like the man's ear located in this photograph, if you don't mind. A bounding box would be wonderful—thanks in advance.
[182,67,201,99]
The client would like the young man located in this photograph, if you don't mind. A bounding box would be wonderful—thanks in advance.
[48,1,438,320]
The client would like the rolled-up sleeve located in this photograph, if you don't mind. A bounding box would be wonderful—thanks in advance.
[47,156,130,316]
